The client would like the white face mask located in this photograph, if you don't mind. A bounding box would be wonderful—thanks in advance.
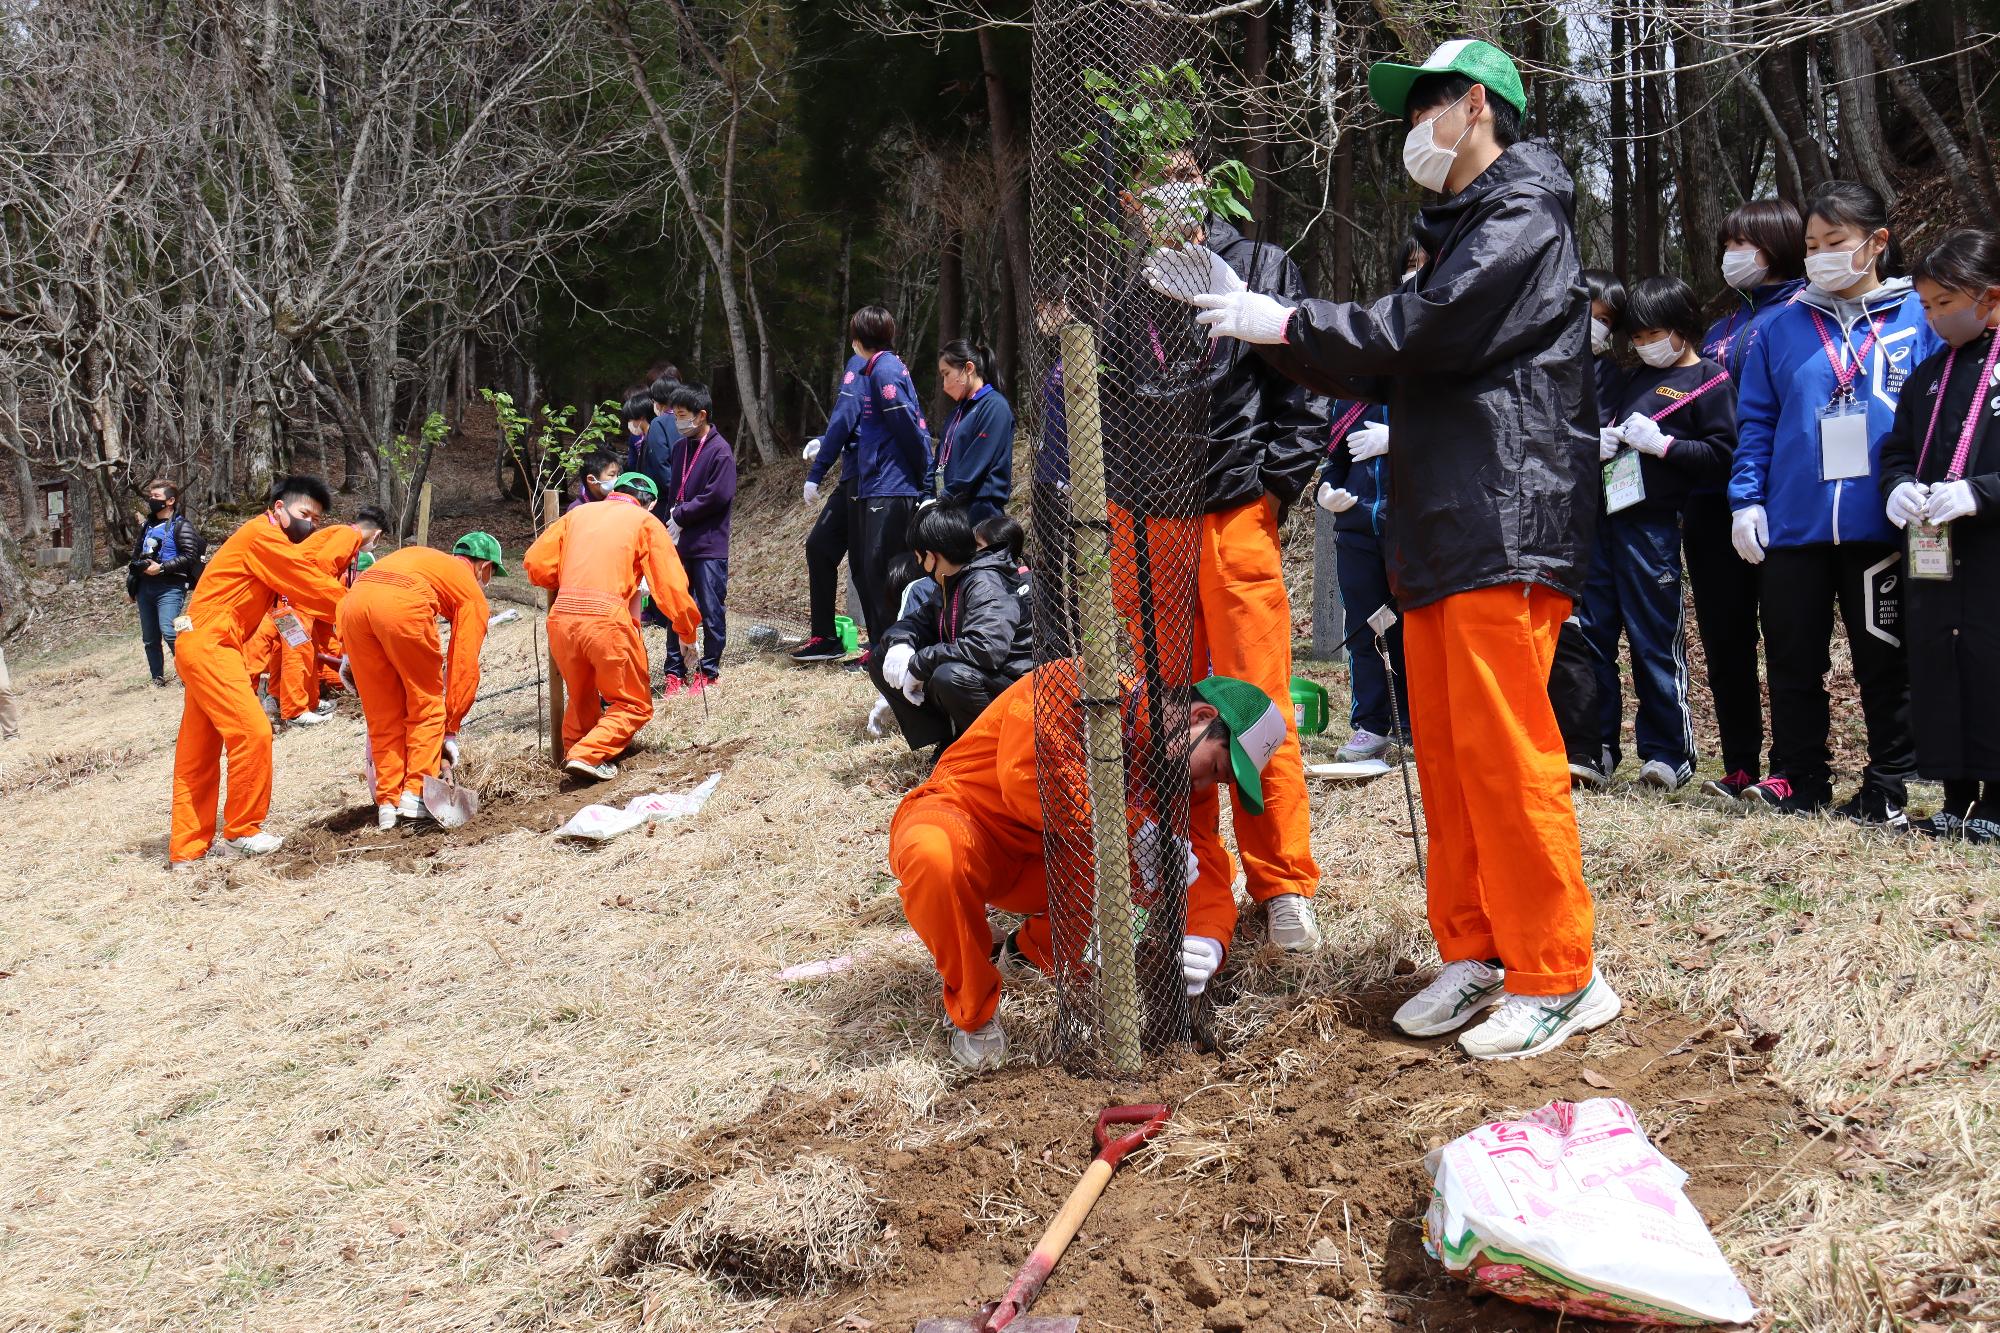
[1721,248,1768,291]
[1805,242,1875,295]
[1402,91,1474,194]
[1928,295,1996,348]
[1590,318,1612,355]
[1634,334,1682,369]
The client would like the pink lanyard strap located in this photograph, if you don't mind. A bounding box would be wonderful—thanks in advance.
[1147,319,1216,372]
[1809,308,1889,397]
[1649,370,1731,423]
[675,433,707,504]
[938,579,963,640]
[1326,403,1370,451]
[1916,333,2000,481]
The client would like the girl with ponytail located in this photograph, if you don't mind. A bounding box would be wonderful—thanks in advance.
[932,338,1016,523]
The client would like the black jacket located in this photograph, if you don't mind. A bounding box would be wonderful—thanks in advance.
[1258,141,1597,611]
[1878,329,2000,780]
[1603,358,1736,516]
[126,512,206,596]
[884,548,1034,683]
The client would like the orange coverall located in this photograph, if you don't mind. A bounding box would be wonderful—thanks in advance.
[246,526,370,718]
[170,515,350,863]
[1403,584,1596,995]
[336,547,489,808]
[889,661,1240,1033]
[523,493,700,766]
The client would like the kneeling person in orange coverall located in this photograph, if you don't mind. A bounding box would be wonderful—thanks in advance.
[523,473,701,784]
[336,532,498,829]
[890,661,1289,1070]
[170,476,351,864]
[261,507,390,727]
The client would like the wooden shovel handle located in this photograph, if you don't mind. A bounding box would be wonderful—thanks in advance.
[981,1160,1115,1331]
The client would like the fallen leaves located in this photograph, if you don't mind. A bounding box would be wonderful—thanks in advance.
[1580,1068,1614,1090]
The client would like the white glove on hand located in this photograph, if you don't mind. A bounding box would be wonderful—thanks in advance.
[1599,427,1623,463]
[802,437,821,463]
[1886,480,1929,529]
[1731,505,1769,565]
[1133,820,1199,901]
[880,642,916,690]
[900,675,926,707]
[1143,244,1244,303]
[1191,289,1292,345]
[1926,479,1979,524]
[1346,421,1389,461]
[802,481,819,505]
[1316,482,1358,514]
[442,734,461,767]
[667,519,683,544]
[1618,411,1672,457]
[338,655,355,692]
[1181,936,1224,997]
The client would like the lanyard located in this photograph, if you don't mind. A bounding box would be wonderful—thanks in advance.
[941,388,985,471]
[938,576,963,640]
[675,431,708,504]
[1916,332,2000,481]
[1649,370,1731,423]
[1809,308,1889,398]
[1326,402,1370,450]
[1146,319,1216,372]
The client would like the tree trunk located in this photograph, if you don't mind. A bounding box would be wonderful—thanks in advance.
[1609,13,1629,277]
[0,510,32,638]
[65,466,95,578]
[938,227,964,347]
[1637,19,1662,275]
[1829,0,1898,205]
[978,26,1030,398]
[1672,33,1720,296]
[1763,45,1831,189]
[1950,9,2000,217]
[1729,56,1801,204]
[1863,20,1986,218]
[1330,126,1355,302]
[1242,3,1272,232]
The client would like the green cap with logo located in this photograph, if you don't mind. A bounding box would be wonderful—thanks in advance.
[1194,675,1288,817]
[1368,38,1526,120]
[613,471,658,500]
[354,551,376,573]
[451,530,506,575]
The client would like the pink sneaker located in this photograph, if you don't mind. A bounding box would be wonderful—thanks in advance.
[688,673,714,696]
[660,675,686,699]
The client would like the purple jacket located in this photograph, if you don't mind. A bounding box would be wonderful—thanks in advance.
[667,425,737,560]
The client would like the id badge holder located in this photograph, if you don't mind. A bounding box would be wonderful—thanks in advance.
[1907,521,1953,581]
[274,611,308,647]
[1603,450,1646,514]
[1816,394,1871,481]
[172,614,194,635]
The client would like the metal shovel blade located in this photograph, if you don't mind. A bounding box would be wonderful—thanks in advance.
[421,774,478,829]
[913,1319,1079,1333]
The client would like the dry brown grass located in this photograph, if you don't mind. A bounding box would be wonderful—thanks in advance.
[0,532,1994,1330]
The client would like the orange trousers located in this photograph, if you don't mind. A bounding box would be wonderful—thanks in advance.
[1403,584,1595,995]
[548,607,652,765]
[171,628,275,862]
[339,585,447,807]
[890,796,1055,1032]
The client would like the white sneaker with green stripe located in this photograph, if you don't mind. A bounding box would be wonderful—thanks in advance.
[1457,974,1622,1061]
[1392,959,1505,1037]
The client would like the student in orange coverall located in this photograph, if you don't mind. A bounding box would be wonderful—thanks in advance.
[522,473,701,784]
[260,507,389,727]
[169,476,351,864]
[889,660,1289,1070]
[337,532,499,829]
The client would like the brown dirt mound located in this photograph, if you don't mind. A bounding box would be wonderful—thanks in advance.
[618,997,1807,1332]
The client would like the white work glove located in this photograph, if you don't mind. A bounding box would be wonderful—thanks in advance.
[1190,289,1292,345]
[442,734,461,767]
[1133,819,1199,901]
[1731,505,1769,565]
[880,642,916,690]
[865,695,892,738]
[1181,936,1224,998]
[1345,421,1389,461]
[802,480,819,505]
[1618,411,1672,458]
[900,675,926,706]
[802,437,821,463]
[1316,483,1358,514]
[1598,427,1623,463]
[667,518,683,544]
[1143,244,1244,302]
[1926,479,1980,524]
[338,655,355,692]
[1886,481,1929,529]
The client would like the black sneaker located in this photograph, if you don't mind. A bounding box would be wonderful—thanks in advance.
[1744,776,1829,815]
[788,636,846,663]
[1834,786,1909,829]
[1964,803,2000,845]
[1916,810,1968,839]
[1568,757,1609,791]
[1700,769,1757,800]
[152,675,171,688]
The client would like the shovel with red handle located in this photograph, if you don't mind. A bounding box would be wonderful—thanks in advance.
[915,1103,1171,1333]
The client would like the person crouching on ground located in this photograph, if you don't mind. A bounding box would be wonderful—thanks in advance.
[523,473,701,783]
[661,383,736,696]
[874,500,1034,751]
[890,660,1285,1070]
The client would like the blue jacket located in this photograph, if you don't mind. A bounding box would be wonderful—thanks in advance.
[929,383,1014,513]
[1702,280,1803,380]
[808,350,931,499]
[637,414,677,501]
[667,425,737,562]
[1319,399,1390,537]
[1729,277,1942,548]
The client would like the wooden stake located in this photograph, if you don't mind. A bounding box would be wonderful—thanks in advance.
[1058,321,1141,1074]
[414,481,434,548]
[541,487,566,767]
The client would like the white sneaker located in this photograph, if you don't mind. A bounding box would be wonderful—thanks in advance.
[948,1018,1007,1071]
[1336,729,1391,764]
[565,757,618,782]
[1264,893,1322,952]
[1457,974,1623,1062]
[397,792,430,823]
[315,699,338,717]
[288,708,328,727]
[224,831,284,856]
[1392,959,1505,1037]
[1637,760,1686,791]
[376,804,399,830]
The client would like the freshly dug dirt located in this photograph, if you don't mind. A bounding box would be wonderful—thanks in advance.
[622,996,1806,1332]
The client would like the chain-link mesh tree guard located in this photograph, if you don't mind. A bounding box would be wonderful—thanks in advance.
[1026,0,1222,1073]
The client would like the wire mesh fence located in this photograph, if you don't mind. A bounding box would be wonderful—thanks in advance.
[1025,0,1221,1073]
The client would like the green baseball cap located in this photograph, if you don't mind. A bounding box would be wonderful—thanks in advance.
[452,530,506,575]
[1369,38,1526,120]
[613,471,658,500]
[1194,675,1288,817]
[354,551,376,572]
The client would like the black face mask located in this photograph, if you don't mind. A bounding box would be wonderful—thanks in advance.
[148,501,170,517]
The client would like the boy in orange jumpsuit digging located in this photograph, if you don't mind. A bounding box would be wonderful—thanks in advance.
[264,507,389,727]
[337,533,499,828]
[169,476,350,864]
[522,473,701,783]
[890,661,1288,1070]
